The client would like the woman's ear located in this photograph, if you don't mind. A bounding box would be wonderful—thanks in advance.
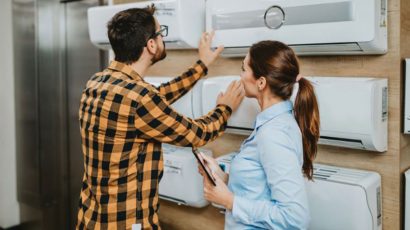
[258,77,267,91]
[146,38,157,55]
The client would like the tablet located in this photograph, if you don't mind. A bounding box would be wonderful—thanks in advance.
[192,148,217,186]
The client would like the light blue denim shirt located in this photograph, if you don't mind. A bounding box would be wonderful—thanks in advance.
[225,100,310,230]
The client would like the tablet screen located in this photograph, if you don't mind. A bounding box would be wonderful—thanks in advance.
[193,148,217,186]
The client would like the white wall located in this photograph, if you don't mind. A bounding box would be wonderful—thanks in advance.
[0,0,20,228]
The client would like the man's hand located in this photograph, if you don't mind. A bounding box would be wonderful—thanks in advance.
[198,31,224,67]
[217,80,245,112]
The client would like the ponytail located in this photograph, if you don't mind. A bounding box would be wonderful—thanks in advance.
[248,40,320,180]
[294,78,320,180]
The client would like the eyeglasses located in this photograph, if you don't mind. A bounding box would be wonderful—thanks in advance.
[150,25,168,39]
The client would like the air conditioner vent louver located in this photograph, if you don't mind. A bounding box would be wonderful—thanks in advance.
[313,164,371,184]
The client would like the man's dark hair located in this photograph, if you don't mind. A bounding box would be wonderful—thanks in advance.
[107,5,156,64]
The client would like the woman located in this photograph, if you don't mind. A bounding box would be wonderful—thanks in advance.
[198,40,320,229]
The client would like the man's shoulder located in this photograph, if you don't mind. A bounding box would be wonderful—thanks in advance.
[85,69,161,102]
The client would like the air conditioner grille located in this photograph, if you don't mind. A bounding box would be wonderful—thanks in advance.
[313,164,370,184]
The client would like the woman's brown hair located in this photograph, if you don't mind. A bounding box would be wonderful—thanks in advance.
[249,40,320,180]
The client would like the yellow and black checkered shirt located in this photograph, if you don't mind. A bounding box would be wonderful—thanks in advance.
[76,60,232,229]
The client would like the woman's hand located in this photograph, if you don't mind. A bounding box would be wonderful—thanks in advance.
[197,152,228,183]
[203,170,234,211]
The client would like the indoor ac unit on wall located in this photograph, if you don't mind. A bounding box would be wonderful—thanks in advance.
[206,0,388,57]
[88,0,205,50]
[145,76,388,152]
[404,59,410,134]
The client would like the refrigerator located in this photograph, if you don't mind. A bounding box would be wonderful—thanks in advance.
[13,0,107,229]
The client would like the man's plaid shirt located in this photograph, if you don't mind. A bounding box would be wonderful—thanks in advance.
[76,60,232,229]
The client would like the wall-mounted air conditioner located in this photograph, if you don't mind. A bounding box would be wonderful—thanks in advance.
[306,164,382,230]
[405,168,410,230]
[144,76,388,152]
[206,0,388,57]
[145,76,260,134]
[88,0,204,50]
[309,77,388,152]
[158,144,211,208]
[196,76,388,152]
[216,154,382,230]
[194,76,260,135]
[405,59,410,134]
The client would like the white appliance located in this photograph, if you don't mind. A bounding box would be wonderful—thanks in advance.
[206,0,388,57]
[159,144,212,208]
[216,153,382,230]
[145,76,261,135]
[196,76,388,152]
[406,169,410,230]
[306,164,382,230]
[193,76,261,135]
[310,77,388,152]
[405,59,410,134]
[145,76,388,152]
[88,0,205,50]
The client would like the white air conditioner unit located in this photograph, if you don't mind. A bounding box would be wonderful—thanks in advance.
[310,77,388,152]
[197,76,388,152]
[145,76,260,134]
[206,0,388,57]
[405,59,410,134]
[306,164,382,230]
[144,76,388,152]
[87,0,204,50]
[158,144,211,208]
[216,154,382,230]
[405,168,410,230]
[195,76,260,135]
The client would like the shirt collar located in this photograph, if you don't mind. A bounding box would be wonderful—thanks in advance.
[108,61,143,81]
[254,100,293,130]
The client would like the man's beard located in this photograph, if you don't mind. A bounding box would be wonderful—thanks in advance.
[151,41,167,65]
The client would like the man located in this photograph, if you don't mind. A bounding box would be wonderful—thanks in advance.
[76,5,244,230]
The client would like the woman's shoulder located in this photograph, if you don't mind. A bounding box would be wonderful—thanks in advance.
[256,122,292,145]
[258,114,299,135]
[255,115,302,152]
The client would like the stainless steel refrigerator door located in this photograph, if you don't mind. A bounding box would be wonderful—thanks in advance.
[13,0,105,228]
[13,0,41,208]
[14,0,66,228]
[65,0,106,227]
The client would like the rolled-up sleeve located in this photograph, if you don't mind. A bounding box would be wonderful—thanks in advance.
[155,60,207,104]
[231,128,310,230]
